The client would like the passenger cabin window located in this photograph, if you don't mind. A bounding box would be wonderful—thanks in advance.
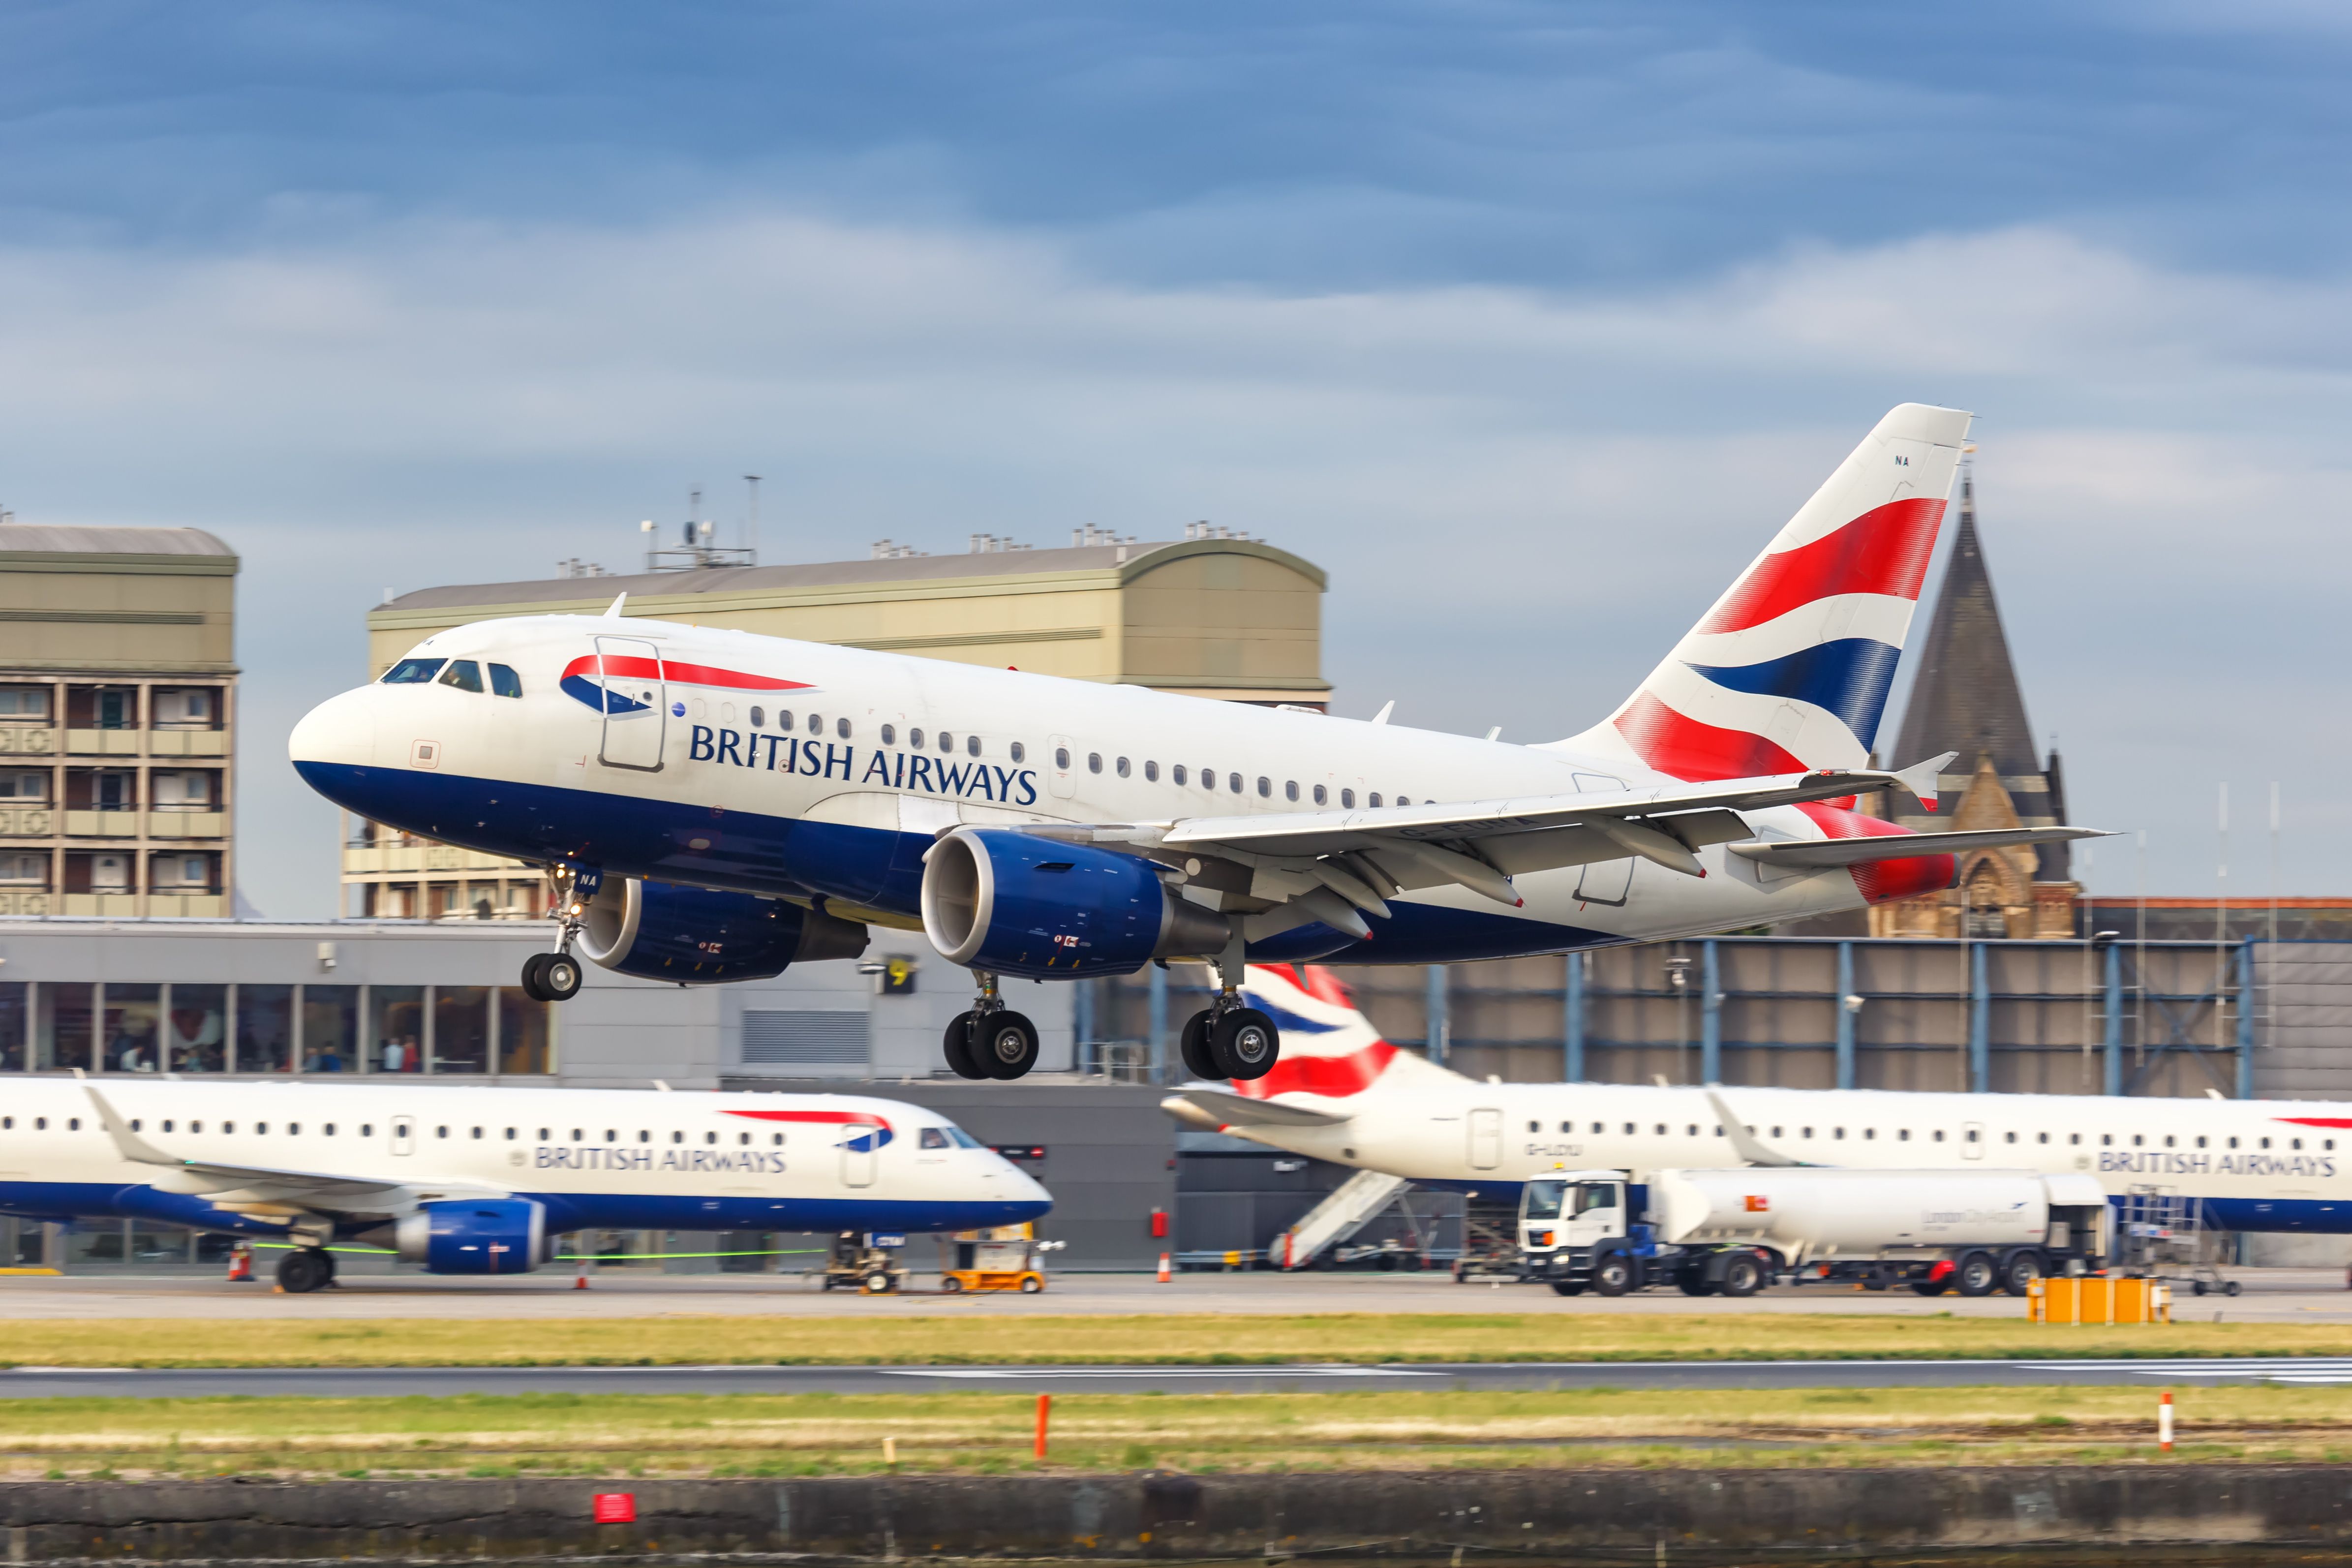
[807,713,823,734]
[382,658,445,684]
[437,660,484,693]
[1256,776,1271,798]
[935,731,950,751]
[880,724,894,744]
[489,664,524,699]
[839,718,853,739]
[1144,761,1160,782]
[1116,757,1130,778]
[1368,793,1383,807]
[1228,772,1243,794]
[1313,784,1327,804]
[1088,753,1103,773]
[1285,781,1300,801]
[1053,747,1069,769]
[1342,789,1355,807]
[1009,741,1025,764]
[1172,765,1188,785]
[912,729,926,749]
[966,734,980,756]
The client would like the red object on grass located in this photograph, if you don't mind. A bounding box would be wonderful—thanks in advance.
[593,1494,636,1524]
[1035,1393,1052,1459]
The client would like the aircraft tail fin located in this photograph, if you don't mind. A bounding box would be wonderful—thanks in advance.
[1561,404,1973,780]
[1217,964,1462,1105]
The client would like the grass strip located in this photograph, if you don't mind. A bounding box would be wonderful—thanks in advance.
[2,1384,2348,1478]
[1,1311,2348,1368]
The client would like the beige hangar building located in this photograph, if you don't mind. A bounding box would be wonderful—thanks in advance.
[344,531,1331,918]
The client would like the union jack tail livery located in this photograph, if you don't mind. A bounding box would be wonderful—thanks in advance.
[1568,403,1972,781]
[1226,964,1460,1105]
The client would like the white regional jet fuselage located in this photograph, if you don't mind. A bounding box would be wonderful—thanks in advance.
[0,1079,1050,1281]
[290,405,2093,1053]
[1168,967,2352,1236]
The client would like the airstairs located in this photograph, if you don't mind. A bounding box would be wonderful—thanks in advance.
[1275,1169,1412,1269]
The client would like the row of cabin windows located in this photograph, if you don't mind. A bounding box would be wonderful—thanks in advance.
[1065,750,1409,808]
[2,1114,781,1147]
[1527,1118,2334,1153]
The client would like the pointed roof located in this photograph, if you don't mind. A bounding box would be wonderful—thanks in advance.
[1888,469,2041,782]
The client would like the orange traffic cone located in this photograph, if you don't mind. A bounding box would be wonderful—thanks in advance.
[1156,1252,1172,1284]
[225,1243,253,1283]
[574,1267,590,1290]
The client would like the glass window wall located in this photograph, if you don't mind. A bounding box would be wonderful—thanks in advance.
[101,984,163,1073]
[36,982,94,1072]
[235,984,294,1073]
[433,986,489,1074]
[497,987,552,1075]
[302,985,358,1073]
[166,984,227,1073]
[0,981,24,1071]
[369,985,426,1074]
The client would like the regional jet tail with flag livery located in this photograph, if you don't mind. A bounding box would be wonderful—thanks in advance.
[1163,966,2352,1269]
[291,404,2098,1085]
[0,1078,1047,1292]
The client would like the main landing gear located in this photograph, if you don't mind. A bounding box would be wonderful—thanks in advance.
[275,1245,336,1294]
[1177,934,1281,1082]
[520,865,591,1002]
[944,971,1040,1080]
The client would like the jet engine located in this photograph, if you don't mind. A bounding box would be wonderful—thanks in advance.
[920,826,1227,979]
[395,1198,553,1275]
[577,878,869,984]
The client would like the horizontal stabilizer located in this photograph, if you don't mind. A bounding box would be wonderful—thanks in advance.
[1727,826,2108,869]
[1160,1089,1352,1129]
[1891,751,1958,811]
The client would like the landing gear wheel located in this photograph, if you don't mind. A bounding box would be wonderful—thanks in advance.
[275,1247,333,1294]
[1953,1251,1998,1298]
[1589,1254,1633,1297]
[1550,1280,1586,1297]
[1716,1253,1764,1298]
[975,1011,1040,1080]
[1210,1007,1281,1081]
[523,952,581,1002]
[1999,1249,2045,1297]
[943,1013,987,1079]
[1178,1010,1220,1080]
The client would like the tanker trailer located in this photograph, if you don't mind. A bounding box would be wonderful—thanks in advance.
[1521,1168,2110,1298]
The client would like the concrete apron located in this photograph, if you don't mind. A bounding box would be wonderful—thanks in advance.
[2,1468,2349,1563]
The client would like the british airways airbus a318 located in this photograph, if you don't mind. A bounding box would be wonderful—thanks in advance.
[291,404,2099,1083]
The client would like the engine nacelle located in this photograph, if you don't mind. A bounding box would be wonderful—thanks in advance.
[395,1198,550,1275]
[577,878,869,984]
[920,827,1227,979]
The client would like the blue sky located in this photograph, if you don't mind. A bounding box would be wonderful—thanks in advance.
[2,1,2347,916]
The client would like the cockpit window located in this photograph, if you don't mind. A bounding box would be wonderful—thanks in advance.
[382,658,445,684]
[488,663,523,699]
[437,660,484,693]
[947,1126,982,1149]
[919,1127,949,1150]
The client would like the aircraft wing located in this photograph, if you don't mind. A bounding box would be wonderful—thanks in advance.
[1160,1088,1352,1129]
[1727,826,2108,868]
[82,1085,508,1220]
[1025,753,1970,942]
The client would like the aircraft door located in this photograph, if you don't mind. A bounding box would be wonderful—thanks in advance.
[1962,1120,1985,1160]
[592,636,667,772]
[390,1116,415,1156]
[1046,736,1077,799]
[840,1127,878,1188]
[1467,1107,1503,1170]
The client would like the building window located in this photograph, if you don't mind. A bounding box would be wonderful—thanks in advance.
[432,987,491,1075]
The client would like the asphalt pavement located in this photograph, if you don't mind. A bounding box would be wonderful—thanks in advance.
[3,1356,2348,1400]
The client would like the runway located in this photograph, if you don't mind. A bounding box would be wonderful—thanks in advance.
[4,1355,2349,1400]
[6,1267,2350,1321]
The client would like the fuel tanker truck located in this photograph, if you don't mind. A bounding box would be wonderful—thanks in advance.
[1519,1167,2112,1298]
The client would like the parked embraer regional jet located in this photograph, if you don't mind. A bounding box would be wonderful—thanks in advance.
[0,1079,1048,1291]
[1166,966,2352,1249]
[291,403,2096,1084]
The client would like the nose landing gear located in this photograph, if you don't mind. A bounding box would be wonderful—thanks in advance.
[521,865,594,1002]
[944,971,1040,1079]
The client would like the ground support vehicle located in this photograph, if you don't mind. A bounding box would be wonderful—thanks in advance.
[821,1231,909,1294]
[936,1223,1062,1293]
[1520,1168,2113,1298]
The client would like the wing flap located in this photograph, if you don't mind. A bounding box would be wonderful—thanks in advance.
[1727,826,2107,868]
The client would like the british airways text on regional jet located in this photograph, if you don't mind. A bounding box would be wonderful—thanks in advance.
[0,1079,1048,1292]
[1164,968,2352,1237]
[290,404,2096,1085]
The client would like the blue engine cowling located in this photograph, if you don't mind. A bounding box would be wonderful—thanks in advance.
[920,827,1228,979]
[577,877,869,984]
[394,1198,550,1275]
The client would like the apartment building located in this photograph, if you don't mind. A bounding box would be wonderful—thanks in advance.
[0,523,238,917]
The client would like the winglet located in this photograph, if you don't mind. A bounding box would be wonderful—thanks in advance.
[1370,700,1395,726]
[81,1084,180,1167]
[1890,751,1957,813]
[604,592,628,619]
[1704,1089,1804,1168]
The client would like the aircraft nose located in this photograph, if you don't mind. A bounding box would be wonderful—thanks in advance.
[289,687,378,773]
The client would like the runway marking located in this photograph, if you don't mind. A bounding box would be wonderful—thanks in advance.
[2018,1358,2352,1384]
[882,1366,1444,1381]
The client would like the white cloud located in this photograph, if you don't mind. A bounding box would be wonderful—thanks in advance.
[0,210,2341,911]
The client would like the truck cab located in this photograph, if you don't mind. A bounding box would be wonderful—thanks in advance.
[1519,1169,1769,1298]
